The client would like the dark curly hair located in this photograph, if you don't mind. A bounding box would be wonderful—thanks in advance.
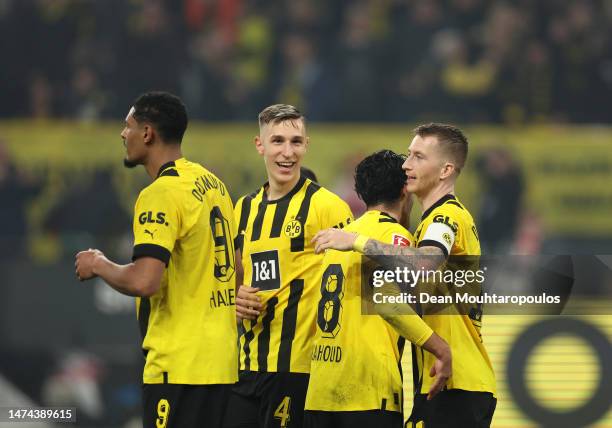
[354,150,407,207]
[132,91,188,144]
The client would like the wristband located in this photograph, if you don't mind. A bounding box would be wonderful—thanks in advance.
[353,234,369,253]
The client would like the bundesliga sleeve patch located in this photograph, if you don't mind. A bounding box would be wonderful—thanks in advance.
[421,222,455,255]
[392,234,411,247]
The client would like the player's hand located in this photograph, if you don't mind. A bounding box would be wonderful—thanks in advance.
[311,229,358,254]
[236,285,263,321]
[75,249,104,281]
[427,346,452,400]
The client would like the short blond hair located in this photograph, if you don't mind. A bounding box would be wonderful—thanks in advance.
[258,104,305,127]
[414,123,468,172]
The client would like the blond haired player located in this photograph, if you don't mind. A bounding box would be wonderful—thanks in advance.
[312,124,496,428]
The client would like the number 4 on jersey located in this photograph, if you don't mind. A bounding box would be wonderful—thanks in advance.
[274,396,291,427]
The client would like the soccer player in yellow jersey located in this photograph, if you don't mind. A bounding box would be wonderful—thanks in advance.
[224,105,353,428]
[304,150,452,428]
[75,92,238,427]
[313,124,497,428]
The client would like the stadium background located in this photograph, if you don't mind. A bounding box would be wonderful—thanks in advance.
[0,1,611,427]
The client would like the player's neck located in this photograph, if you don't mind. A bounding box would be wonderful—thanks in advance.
[144,145,183,180]
[419,182,455,215]
[267,174,301,200]
[367,203,400,222]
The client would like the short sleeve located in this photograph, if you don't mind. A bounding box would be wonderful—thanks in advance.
[233,195,249,252]
[317,192,354,230]
[132,187,180,265]
[417,210,458,257]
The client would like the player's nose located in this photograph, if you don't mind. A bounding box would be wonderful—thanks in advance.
[281,142,293,158]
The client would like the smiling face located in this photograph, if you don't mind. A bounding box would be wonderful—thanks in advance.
[402,134,448,197]
[255,118,308,190]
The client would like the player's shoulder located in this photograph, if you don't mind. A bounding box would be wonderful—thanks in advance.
[236,187,263,208]
[421,195,475,237]
[425,195,470,219]
[307,180,333,201]
[310,182,349,208]
[351,211,412,245]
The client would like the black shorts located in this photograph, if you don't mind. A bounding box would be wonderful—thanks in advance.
[142,383,232,428]
[406,390,496,428]
[223,371,309,428]
[304,410,403,428]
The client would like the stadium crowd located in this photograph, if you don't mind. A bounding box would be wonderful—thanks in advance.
[1,0,610,123]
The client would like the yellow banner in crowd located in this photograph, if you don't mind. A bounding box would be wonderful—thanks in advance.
[1,121,611,236]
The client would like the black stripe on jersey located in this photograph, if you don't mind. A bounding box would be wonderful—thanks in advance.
[250,200,268,242]
[445,200,464,210]
[242,320,256,371]
[397,337,405,411]
[159,168,179,177]
[277,279,304,371]
[132,243,171,266]
[290,182,321,252]
[236,194,256,252]
[138,297,151,341]
[269,198,291,238]
[418,239,449,257]
[380,212,398,223]
[415,225,423,242]
[257,297,278,371]
[157,160,176,177]
[421,194,456,221]
[411,344,425,396]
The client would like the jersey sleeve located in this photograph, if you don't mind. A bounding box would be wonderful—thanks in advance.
[132,186,181,266]
[316,191,354,230]
[418,206,459,257]
[233,195,247,252]
[381,223,414,248]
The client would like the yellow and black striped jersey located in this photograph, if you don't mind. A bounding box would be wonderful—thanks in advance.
[412,194,496,395]
[132,158,238,385]
[235,175,353,374]
[305,210,433,412]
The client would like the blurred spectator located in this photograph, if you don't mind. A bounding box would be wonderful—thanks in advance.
[0,141,43,258]
[0,0,610,122]
[332,152,367,217]
[44,168,130,254]
[476,147,524,254]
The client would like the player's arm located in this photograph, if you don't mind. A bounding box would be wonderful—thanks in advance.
[385,316,452,400]
[234,247,263,321]
[75,250,164,297]
[312,229,445,271]
[377,308,451,400]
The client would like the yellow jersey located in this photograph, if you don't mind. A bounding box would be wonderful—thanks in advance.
[235,175,353,374]
[133,158,238,385]
[305,210,433,412]
[413,194,496,395]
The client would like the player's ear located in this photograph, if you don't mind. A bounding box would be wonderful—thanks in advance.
[254,136,264,155]
[440,162,455,180]
[143,124,154,146]
[304,137,310,151]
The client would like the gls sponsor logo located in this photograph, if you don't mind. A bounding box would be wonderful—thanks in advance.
[433,214,458,233]
[138,211,169,226]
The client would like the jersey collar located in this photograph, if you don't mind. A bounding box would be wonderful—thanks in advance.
[421,194,456,221]
[261,174,307,204]
[157,160,177,178]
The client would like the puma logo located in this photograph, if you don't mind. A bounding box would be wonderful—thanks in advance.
[144,229,156,239]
